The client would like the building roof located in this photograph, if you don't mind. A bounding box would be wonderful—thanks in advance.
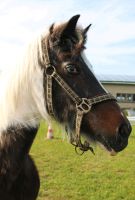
[97,74,135,85]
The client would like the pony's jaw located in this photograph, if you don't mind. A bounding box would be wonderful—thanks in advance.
[97,142,117,156]
[110,150,117,156]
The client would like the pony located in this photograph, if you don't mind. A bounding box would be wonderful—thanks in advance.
[0,15,131,200]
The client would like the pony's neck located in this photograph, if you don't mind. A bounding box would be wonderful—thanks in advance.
[0,36,49,131]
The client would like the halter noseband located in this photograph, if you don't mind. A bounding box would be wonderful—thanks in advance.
[42,38,116,154]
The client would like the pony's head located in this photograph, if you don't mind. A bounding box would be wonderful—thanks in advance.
[41,15,131,155]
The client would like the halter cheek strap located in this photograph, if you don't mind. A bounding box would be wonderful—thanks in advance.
[42,38,116,154]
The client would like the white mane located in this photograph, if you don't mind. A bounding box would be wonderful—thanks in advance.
[0,32,50,132]
[0,26,95,133]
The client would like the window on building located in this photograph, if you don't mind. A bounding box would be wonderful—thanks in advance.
[133,94,135,102]
[127,94,132,102]
[121,94,126,101]
[116,93,135,103]
[116,93,121,101]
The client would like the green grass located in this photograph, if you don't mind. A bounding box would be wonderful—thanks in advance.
[31,122,135,200]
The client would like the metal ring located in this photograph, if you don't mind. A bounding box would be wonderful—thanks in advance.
[46,65,56,76]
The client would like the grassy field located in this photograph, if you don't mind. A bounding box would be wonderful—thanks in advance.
[31,122,135,200]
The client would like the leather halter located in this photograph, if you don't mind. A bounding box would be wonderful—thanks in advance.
[42,38,116,154]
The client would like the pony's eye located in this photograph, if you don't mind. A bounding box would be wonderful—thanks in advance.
[66,64,79,75]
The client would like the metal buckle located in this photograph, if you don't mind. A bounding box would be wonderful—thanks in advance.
[76,98,91,114]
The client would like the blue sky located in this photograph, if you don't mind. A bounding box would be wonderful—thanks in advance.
[0,0,135,75]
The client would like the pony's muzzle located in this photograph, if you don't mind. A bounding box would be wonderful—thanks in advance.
[111,121,132,152]
[118,121,131,138]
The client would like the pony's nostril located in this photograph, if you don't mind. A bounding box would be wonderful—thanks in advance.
[118,122,131,138]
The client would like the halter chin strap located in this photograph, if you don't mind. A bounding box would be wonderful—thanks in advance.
[42,38,116,154]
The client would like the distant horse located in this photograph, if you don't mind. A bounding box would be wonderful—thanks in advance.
[0,15,131,200]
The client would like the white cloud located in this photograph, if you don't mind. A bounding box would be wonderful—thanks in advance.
[0,0,134,75]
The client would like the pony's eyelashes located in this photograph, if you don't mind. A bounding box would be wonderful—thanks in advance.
[65,64,80,75]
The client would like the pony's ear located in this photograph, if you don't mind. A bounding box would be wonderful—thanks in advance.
[83,24,92,35]
[61,15,80,38]
[49,23,55,34]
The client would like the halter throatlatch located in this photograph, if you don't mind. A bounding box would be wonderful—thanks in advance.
[42,38,116,155]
